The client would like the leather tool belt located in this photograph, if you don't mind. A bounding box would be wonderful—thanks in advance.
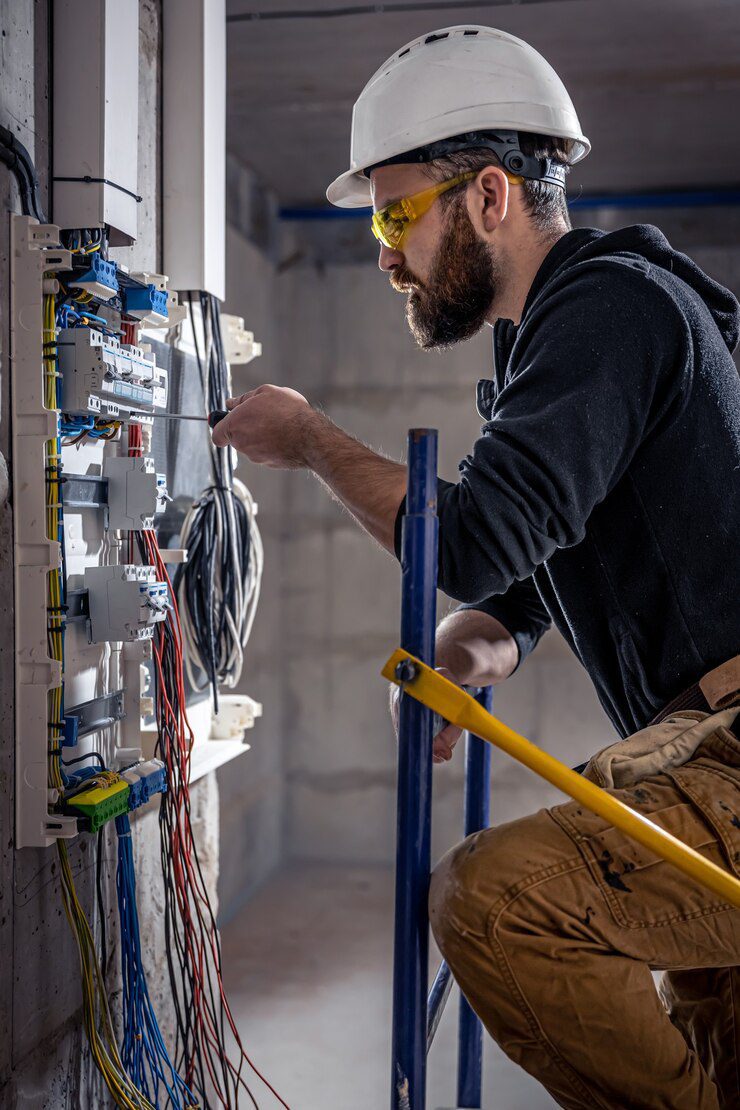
[651,654,740,725]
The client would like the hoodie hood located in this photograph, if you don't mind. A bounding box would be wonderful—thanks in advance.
[523,224,740,354]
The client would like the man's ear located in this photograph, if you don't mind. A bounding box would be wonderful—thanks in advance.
[467,165,509,239]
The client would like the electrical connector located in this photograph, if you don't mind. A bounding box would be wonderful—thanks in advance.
[103,455,169,530]
[123,283,169,325]
[120,758,167,810]
[220,314,262,365]
[66,779,130,832]
[68,254,119,301]
[209,694,263,740]
[85,564,170,643]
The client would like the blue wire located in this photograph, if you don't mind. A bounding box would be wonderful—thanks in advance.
[115,814,197,1109]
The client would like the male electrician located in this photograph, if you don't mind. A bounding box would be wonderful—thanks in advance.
[213,26,740,1110]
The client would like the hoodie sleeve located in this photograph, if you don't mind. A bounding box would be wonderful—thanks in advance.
[455,576,551,671]
[395,261,692,604]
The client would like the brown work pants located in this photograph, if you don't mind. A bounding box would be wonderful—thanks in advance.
[430,723,740,1109]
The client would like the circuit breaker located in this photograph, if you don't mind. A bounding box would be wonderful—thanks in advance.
[85,564,170,643]
[103,456,168,530]
[59,328,168,418]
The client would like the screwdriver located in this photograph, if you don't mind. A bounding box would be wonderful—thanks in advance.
[131,409,228,427]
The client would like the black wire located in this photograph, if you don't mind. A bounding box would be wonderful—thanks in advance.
[96,827,108,982]
[60,749,105,768]
[0,124,46,221]
[179,293,254,710]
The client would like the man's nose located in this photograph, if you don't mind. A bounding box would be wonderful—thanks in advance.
[378,243,404,272]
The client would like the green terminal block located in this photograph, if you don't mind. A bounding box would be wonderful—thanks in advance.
[67,779,130,833]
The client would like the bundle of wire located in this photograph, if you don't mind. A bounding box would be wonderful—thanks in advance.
[115,813,198,1109]
[44,292,156,1109]
[127,425,286,1109]
[177,293,263,709]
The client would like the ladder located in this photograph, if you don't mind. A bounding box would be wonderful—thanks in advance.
[392,427,490,1110]
[389,428,740,1110]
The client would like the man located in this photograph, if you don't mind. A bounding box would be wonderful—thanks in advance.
[213,25,740,1109]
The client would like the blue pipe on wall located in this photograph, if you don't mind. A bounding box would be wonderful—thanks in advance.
[279,188,740,221]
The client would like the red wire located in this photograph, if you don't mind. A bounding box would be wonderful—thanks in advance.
[135,517,290,1108]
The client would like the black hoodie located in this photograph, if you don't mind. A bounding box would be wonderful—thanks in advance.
[395,225,740,739]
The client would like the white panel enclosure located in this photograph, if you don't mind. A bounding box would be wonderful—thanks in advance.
[162,0,226,298]
[52,0,140,245]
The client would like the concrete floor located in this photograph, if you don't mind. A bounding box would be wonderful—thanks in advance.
[221,863,556,1110]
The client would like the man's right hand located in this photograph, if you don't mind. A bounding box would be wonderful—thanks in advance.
[388,666,464,764]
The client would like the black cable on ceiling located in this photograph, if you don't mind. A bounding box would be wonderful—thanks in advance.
[228,0,561,23]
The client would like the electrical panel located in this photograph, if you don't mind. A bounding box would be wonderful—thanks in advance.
[11,216,264,851]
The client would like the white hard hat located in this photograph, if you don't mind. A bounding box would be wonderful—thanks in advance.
[327,25,590,208]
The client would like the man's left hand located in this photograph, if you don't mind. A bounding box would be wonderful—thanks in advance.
[211,384,316,468]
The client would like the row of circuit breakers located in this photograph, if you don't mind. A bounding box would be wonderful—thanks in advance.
[71,259,175,644]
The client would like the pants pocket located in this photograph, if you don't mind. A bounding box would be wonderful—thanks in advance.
[667,760,740,879]
[552,777,733,930]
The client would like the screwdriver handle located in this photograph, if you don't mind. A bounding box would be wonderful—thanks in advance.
[208,409,228,428]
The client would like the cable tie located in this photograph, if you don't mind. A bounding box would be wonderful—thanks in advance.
[53,175,143,203]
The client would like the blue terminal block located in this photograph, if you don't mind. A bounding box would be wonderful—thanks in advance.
[62,713,80,748]
[69,254,119,301]
[120,759,167,810]
[123,283,169,323]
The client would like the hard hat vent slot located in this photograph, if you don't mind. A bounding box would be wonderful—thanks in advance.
[425,33,449,45]
[463,30,479,36]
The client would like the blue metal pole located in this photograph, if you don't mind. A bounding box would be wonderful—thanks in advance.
[391,429,439,1110]
[456,686,493,1109]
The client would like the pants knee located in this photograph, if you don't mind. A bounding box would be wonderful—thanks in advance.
[429,827,514,956]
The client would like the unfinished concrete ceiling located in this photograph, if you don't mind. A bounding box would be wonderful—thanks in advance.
[225,0,740,208]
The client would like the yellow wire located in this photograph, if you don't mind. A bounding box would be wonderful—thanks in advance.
[43,290,153,1108]
[57,842,155,1109]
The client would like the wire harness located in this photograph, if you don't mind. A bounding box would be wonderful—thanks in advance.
[177,294,263,708]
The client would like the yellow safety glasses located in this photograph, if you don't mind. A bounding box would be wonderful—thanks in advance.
[371,168,526,250]
[371,172,476,250]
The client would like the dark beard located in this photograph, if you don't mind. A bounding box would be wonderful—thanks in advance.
[390,198,497,350]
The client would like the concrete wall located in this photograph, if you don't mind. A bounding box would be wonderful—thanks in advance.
[217,219,286,922]
[274,259,616,868]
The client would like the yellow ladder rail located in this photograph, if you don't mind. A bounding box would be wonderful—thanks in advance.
[382,649,740,909]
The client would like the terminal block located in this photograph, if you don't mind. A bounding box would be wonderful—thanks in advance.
[85,564,170,643]
[59,327,168,418]
[68,254,119,301]
[103,455,168,530]
[122,283,168,325]
[128,271,188,329]
[66,779,130,833]
[119,758,167,810]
